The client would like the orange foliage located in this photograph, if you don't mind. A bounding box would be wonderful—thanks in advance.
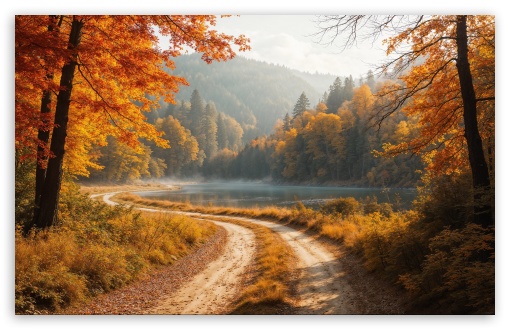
[378,15,494,177]
[15,15,250,176]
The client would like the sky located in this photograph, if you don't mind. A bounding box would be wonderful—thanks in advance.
[211,15,387,78]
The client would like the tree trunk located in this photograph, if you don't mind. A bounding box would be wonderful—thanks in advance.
[33,16,60,225]
[455,15,494,228]
[34,17,84,229]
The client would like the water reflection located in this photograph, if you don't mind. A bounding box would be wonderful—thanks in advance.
[136,182,416,210]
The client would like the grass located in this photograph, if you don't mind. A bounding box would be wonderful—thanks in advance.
[112,192,294,222]
[79,182,177,195]
[212,218,297,314]
[15,203,217,314]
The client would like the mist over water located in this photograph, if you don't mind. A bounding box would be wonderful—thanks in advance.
[136,181,417,210]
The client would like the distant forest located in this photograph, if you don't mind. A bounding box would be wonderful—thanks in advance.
[81,54,422,187]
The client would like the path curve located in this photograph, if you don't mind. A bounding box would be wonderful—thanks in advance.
[96,192,256,315]
[104,192,361,314]
[147,220,255,314]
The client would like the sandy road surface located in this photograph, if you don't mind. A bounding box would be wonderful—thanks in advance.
[183,214,359,314]
[102,192,361,314]
[96,192,256,315]
[147,220,256,314]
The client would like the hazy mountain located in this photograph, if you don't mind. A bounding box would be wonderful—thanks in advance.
[163,54,344,137]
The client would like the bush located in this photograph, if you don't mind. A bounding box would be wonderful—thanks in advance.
[15,228,87,313]
[15,188,217,314]
[399,224,494,314]
[320,197,362,216]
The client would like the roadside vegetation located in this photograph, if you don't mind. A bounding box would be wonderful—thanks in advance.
[115,173,494,314]
[216,218,296,314]
[15,182,217,314]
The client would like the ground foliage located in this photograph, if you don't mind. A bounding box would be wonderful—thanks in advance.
[15,182,217,314]
[117,174,494,314]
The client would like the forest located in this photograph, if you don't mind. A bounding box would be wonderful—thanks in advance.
[78,59,422,187]
[14,15,495,315]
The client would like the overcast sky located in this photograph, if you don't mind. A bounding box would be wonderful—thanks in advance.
[212,15,387,78]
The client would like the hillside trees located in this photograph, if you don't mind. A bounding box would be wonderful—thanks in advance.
[152,116,201,176]
[292,92,311,118]
[315,15,495,228]
[15,15,249,229]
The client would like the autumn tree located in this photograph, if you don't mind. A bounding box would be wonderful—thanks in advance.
[15,15,249,229]
[303,113,345,180]
[90,136,152,183]
[152,116,201,176]
[315,15,495,227]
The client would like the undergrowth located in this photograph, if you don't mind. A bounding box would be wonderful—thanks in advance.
[115,177,494,315]
[15,184,216,314]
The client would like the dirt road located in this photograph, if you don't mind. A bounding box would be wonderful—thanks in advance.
[147,219,256,314]
[100,192,364,314]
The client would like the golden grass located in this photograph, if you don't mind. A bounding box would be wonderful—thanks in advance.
[79,182,177,195]
[113,192,294,222]
[15,211,216,314]
[213,218,296,314]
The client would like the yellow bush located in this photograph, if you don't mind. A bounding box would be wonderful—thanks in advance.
[16,201,217,314]
[15,228,87,313]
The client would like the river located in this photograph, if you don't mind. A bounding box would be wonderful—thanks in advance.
[135,181,417,210]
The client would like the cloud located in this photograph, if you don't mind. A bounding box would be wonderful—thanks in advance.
[241,31,385,77]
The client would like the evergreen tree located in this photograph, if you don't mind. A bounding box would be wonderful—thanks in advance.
[283,113,291,131]
[326,77,343,114]
[343,75,355,101]
[202,103,219,158]
[292,92,310,118]
[216,112,229,150]
[189,89,205,137]
[366,69,376,92]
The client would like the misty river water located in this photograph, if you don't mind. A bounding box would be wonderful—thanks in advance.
[135,181,417,210]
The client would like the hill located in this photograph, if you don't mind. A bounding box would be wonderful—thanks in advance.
[162,54,344,138]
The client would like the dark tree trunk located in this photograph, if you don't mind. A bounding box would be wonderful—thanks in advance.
[34,17,84,229]
[455,15,494,228]
[33,16,61,225]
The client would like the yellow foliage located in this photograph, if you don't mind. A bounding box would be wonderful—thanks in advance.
[15,201,217,314]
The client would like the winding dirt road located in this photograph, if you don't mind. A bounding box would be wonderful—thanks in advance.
[99,192,362,314]
[147,219,256,314]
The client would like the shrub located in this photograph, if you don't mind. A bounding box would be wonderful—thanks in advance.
[15,228,87,313]
[320,197,362,216]
[15,188,217,314]
[399,224,494,314]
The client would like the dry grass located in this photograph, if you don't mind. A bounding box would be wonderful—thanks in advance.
[212,218,297,314]
[15,210,217,314]
[113,192,294,221]
[79,182,177,195]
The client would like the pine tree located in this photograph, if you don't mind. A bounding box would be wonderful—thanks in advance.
[202,103,218,158]
[189,89,205,137]
[343,75,355,101]
[216,113,229,150]
[283,113,291,130]
[292,92,310,118]
[366,69,376,92]
[326,77,343,114]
